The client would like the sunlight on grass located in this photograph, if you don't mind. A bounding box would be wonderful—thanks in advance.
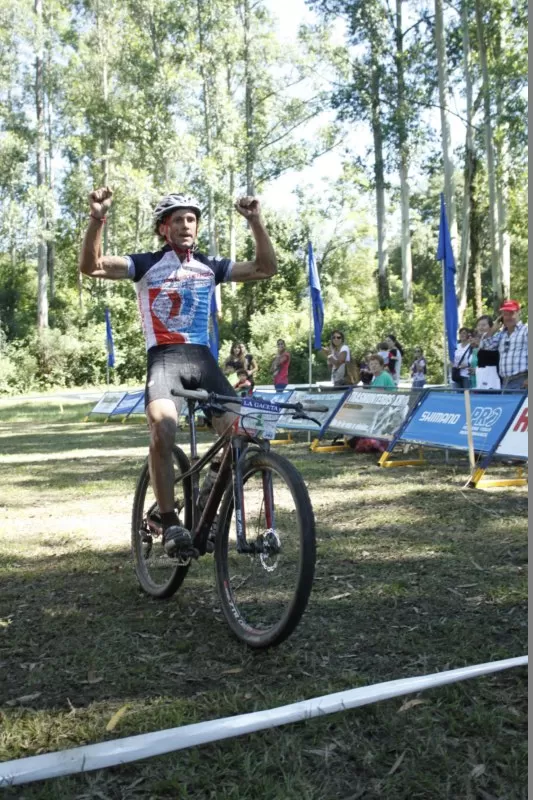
[0,402,527,799]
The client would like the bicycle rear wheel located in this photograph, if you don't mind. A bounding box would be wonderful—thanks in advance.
[131,446,193,599]
[215,450,316,648]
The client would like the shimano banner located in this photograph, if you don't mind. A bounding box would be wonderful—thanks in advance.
[399,391,525,453]
[327,389,413,441]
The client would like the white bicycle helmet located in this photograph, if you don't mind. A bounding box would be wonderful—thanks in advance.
[153,193,202,223]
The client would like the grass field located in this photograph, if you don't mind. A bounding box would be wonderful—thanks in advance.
[0,400,527,799]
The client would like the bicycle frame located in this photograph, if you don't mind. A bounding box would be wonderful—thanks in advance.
[175,400,271,557]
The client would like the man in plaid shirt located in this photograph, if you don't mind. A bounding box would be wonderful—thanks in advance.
[480,300,528,390]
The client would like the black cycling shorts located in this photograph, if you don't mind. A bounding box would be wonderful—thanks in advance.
[145,344,236,411]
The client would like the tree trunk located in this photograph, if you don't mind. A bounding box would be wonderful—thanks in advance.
[35,0,48,330]
[370,60,390,309]
[196,0,216,256]
[395,0,413,313]
[475,0,500,310]
[469,155,482,318]
[494,6,510,299]
[45,28,55,302]
[457,0,475,322]
[243,0,255,196]
[434,0,458,261]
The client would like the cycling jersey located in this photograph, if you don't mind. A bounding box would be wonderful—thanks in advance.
[125,246,233,351]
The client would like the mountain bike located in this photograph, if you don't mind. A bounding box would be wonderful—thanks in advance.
[131,389,327,649]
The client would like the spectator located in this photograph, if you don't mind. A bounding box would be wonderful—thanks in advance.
[410,346,427,389]
[384,334,403,384]
[476,314,501,390]
[367,354,396,390]
[479,300,527,390]
[224,342,246,376]
[271,339,291,391]
[234,368,253,397]
[359,351,374,386]
[451,327,473,389]
[320,330,352,386]
[240,343,258,388]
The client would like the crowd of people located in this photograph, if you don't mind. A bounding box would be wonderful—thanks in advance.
[225,298,527,396]
[451,300,528,391]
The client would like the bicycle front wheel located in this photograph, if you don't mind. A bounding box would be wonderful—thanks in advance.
[131,446,193,599]
[215,450,316,649]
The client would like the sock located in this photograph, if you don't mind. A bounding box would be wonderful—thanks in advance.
[161,511,179,529]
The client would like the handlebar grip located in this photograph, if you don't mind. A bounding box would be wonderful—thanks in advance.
[170,388,210,402]
[301,402,329,413]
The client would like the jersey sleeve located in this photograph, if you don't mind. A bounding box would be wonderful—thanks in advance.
[207,256,233,284]
[124,251,162,282]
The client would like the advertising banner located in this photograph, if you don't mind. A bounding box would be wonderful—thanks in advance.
[399,391,524,453]
[108,389,145,417]
[88,391,127,417]
[327,389,413,440]
[495,396,528,459]
[277,390,349,435]
[252,389,294,406]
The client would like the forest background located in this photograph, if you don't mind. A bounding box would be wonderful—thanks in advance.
[0,0,528,392]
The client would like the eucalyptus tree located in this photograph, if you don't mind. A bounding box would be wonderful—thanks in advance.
[306,0,394,309]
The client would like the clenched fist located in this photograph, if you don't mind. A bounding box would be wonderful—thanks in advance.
[89,186,113,219]
[235,196,261,220]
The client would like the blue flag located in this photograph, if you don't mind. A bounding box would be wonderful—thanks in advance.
[308,241,324,350]
[436,194,458,363]
[105,307,115,368]
[208,291,219,359]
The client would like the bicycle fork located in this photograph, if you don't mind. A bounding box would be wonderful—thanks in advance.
[232,439,276,555]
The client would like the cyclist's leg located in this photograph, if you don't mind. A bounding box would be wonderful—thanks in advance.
[146,398,179,514]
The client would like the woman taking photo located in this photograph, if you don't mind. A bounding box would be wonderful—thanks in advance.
[320,330,353,386]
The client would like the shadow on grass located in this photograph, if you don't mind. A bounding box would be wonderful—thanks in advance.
[0,422,527,799]
[0,512,526,715]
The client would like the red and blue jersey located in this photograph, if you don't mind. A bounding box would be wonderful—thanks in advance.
[125,246,233,351]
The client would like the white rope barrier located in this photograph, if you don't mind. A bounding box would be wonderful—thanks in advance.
[0,655,526,788]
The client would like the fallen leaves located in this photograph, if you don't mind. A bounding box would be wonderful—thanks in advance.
[5,692,42,706]
[398,698,427,713]
[106,704,129,732]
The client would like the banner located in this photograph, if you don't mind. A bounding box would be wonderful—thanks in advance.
[253,389,294,406]
[327,389,412,440]
[495,396,528,459]
[87,391,127,418]
[108,390,145,418]
[399,391,524,453]
[278,390,349,435]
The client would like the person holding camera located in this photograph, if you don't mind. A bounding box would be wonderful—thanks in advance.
[451,327,473,389]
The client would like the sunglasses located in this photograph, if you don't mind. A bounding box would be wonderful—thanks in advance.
[332,335,342,340]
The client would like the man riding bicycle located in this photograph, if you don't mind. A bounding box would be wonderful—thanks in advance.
[79,187,277,556]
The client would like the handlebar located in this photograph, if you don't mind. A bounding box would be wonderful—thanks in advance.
[170,389,329,416]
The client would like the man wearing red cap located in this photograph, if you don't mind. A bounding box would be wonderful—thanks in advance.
[479,300,528,390]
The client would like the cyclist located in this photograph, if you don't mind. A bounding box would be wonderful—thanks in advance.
[79,186,277,555]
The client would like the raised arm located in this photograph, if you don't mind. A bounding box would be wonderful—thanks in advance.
[229,197,277,283]
[79,187,130,280]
